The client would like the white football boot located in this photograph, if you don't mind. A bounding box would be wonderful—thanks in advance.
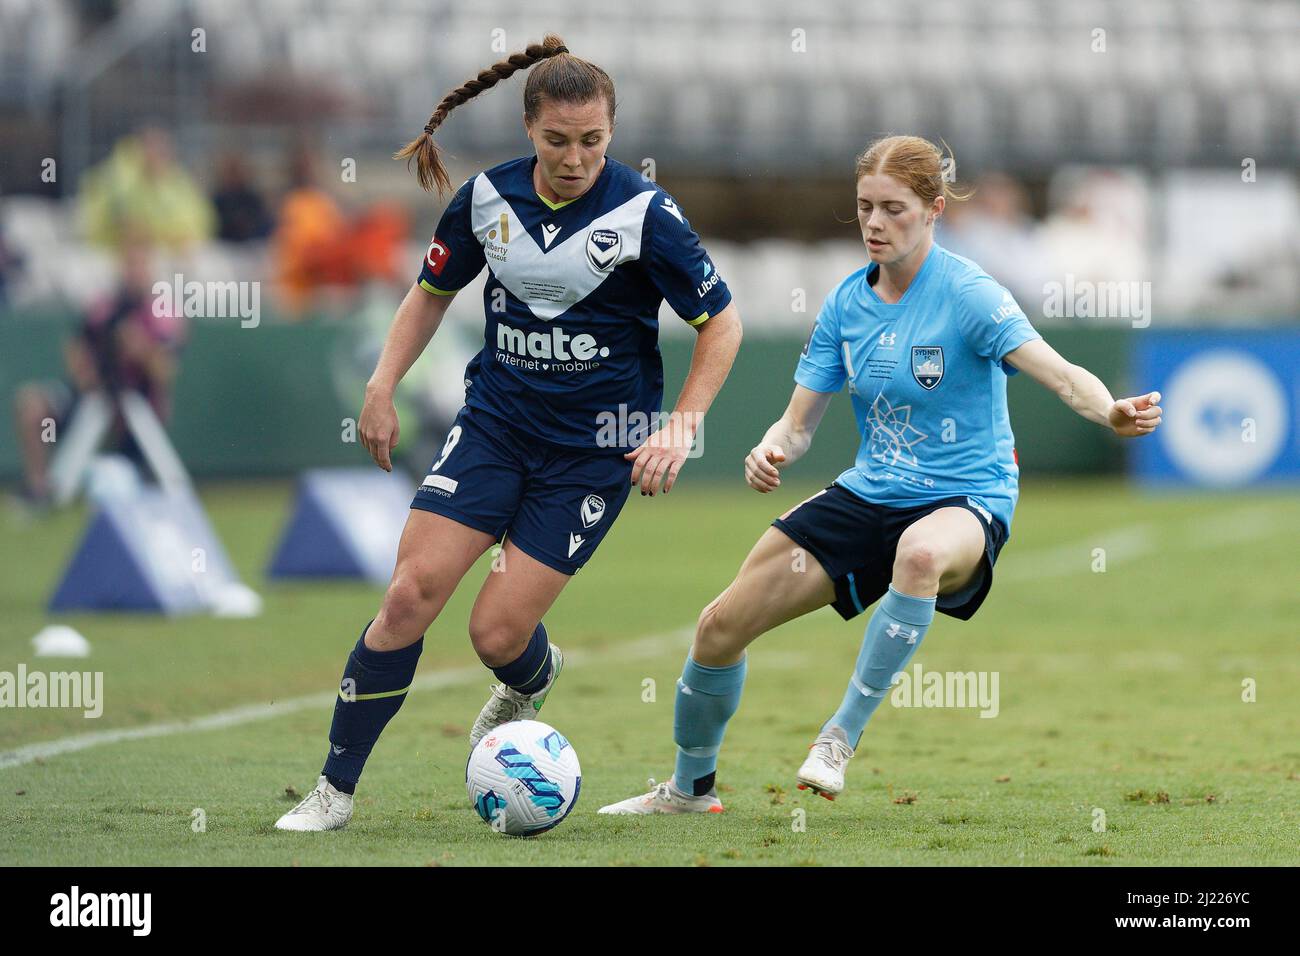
[796,726,855,801]
[598,778,724,815]
[468,645,564,749]
[274,775,354,831]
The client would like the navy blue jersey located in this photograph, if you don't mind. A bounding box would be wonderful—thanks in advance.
[417,156,732,452]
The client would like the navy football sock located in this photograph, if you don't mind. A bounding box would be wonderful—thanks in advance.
[490,622,552,695]
[321,622,423,792]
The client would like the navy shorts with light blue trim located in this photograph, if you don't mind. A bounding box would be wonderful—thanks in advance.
[410,405,633,575]
[772,483,1007,622]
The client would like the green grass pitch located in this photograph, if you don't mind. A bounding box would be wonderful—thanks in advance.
[1,477,1297,866]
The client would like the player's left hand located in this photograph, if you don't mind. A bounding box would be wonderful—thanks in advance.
[1108,390,1162,438]
[625,427,693,496]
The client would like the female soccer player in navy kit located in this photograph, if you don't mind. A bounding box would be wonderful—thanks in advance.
[277,35,741,830]
[601,135,1161,815]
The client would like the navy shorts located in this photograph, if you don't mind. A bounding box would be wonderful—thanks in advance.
[772,483,1007,622]
[410,405,633,575]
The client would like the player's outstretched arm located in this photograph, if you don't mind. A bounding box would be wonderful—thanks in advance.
[360,282,457,471]
[745,385,835,493]
[1004,338,1163,438]
[626,301,743,496]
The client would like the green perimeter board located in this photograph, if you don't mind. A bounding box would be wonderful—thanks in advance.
[0,311,1128,480]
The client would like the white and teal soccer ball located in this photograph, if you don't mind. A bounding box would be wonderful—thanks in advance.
[466,719,582,836]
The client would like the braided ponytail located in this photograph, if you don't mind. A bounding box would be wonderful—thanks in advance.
[395,33,581,196]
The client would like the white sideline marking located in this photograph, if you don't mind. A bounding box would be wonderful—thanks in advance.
[4,504,1282,771]
[0,629,693,771]
[1000,503,1286,584]
[999,525,1156,582]
[1188,505,1279,547]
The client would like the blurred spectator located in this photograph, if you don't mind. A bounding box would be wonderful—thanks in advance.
[0,199,24,310]
[939,172,1051,311]
[272,146,409,317]
[79,126,215,252]
[1038,168,1150,297]
[212,153,273,243]
[11,237,185,507]
[347,203,410,286]
[272,146,347,316]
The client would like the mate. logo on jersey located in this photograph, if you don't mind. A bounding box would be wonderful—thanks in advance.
[586,229,622,271]
[579,494,606,528]
[911,346,945,390]
[425,236,451,276]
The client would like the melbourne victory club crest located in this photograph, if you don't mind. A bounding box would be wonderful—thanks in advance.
[580,494,606,528]
[911,346,945,390]
[586,229,621,271]
[568,495,606,559]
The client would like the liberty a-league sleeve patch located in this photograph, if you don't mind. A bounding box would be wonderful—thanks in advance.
[801,318,817,356]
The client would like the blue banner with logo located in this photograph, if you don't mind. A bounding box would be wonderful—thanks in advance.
[1132,331,1300,486]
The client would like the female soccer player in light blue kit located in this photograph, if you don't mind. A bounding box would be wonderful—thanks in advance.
[601,135,1162,814]
[275,35,741,831]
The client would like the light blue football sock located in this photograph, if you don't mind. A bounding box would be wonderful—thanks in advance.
[672,655,747,796]
[825,586,936,746]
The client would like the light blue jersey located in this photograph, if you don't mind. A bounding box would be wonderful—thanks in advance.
[795,243,1041,535]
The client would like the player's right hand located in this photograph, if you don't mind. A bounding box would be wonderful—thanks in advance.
[359,392,400,472]
[744,444,786,493]
[1108,390,1162,438]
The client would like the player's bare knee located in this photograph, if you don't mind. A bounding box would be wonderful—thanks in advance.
[467,616,529,667]
[374,574,438,642]
[894,540,945,588]
[692,598,744,665]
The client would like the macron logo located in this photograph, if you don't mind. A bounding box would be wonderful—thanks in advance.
[541,223,561,248]
[660,199,684,223]
[567,532,586,558]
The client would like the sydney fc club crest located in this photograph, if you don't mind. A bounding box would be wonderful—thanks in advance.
[580,494,606,528]
[585,229,621,271]
[911,346,944,390]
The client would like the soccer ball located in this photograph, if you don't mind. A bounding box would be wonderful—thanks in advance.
[466,720,581,836]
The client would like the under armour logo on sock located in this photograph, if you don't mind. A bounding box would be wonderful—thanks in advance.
[885,622,919,644]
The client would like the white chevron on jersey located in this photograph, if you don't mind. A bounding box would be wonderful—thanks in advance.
[470,174,655,322]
